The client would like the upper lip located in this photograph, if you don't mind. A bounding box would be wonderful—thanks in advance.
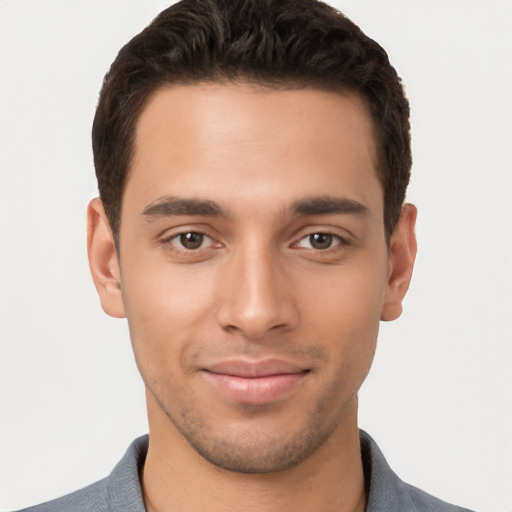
[203,359,309,378]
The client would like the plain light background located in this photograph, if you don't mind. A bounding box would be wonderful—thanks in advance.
[1,1,511,511]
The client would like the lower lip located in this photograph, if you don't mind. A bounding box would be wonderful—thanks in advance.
[202,371,308,405]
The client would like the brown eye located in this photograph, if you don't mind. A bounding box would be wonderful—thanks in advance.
[308,233,333,249]
[296,232,343,250]
[179,232,204,249]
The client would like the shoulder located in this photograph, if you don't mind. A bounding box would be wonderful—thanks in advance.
[360,430,476,512]
[12,435,149,512]
[403,481,474,512]
[12,478,110,512]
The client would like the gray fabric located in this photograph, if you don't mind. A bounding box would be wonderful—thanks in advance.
[15,431,474,512]
[359,432,474,512]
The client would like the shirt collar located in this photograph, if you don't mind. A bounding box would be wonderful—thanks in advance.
[106,431,417,512]
[360,429,419,512]
[107,434,148,512]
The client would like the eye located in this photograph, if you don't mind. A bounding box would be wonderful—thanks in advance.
[296,232,342,250]
[169,232,211,250]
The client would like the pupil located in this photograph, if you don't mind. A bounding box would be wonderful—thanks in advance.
[310,233,332,249]
[180,232,203,249]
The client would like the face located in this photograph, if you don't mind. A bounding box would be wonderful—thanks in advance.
[89,83,416,473]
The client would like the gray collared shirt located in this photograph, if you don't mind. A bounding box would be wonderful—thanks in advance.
[16,431,474,512]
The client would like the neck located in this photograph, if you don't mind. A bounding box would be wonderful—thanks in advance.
[142,396,366,512]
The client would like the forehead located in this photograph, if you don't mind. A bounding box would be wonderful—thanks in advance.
[125,83,381,217]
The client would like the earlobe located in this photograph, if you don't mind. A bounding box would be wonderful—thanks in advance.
[87,198,126,318]
[381,203,418,322]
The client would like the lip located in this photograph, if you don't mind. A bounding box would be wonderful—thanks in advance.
[202,359,310,405]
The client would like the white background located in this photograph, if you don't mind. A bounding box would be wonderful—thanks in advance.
[1,1,511,511]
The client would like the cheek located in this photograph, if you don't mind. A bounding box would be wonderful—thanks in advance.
[317,295,380,379]
[303,256,387,331]
[300,258,386,373]
[119,258,218,375]
[122,251,217,323]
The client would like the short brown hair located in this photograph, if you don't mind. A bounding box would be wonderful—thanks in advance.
[92,0,411,245]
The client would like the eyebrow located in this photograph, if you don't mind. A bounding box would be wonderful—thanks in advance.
[141,194,368,221]
[141,196,226,219]
[289,196,368,217]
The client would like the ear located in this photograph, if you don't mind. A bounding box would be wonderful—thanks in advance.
[87,198,126,318]
[381,203,418,321]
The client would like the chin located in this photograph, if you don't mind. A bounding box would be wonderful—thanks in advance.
[184,433,327,474]
[165,404,343,474]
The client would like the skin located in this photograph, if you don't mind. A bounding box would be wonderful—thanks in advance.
[88,83,417,512]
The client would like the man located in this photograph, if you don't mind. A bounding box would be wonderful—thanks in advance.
[14,0,474,511]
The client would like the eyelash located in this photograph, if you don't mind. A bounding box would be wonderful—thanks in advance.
[293,232,348,252]
[162,231,217,253]
[161,229,349,255]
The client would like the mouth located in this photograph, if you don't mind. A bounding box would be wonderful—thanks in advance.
[201,359,311,405]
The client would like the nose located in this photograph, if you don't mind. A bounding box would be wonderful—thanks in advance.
[216,245,300,340]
